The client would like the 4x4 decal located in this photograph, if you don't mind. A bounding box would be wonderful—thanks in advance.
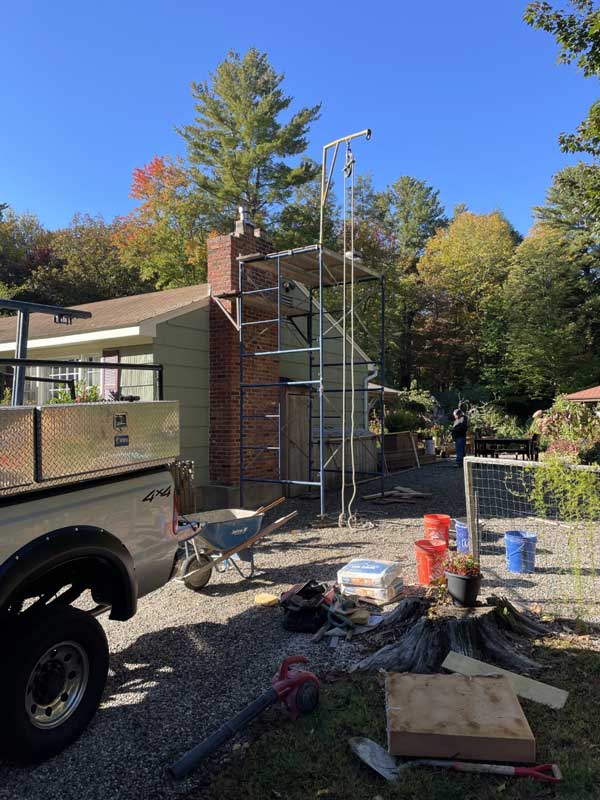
[142,486,172,503]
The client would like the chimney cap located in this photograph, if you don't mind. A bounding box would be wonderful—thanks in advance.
[237,206,254,227]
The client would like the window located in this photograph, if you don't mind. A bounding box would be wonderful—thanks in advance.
[39,354,101,403]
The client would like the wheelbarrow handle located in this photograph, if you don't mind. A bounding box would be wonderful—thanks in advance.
[254,496,285,516]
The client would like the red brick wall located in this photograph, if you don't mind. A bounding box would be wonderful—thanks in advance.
[208,222,279,484]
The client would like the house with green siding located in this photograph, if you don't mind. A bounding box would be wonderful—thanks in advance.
[0,215,381,506]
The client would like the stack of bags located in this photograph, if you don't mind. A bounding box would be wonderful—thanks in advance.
[338,559,403,604]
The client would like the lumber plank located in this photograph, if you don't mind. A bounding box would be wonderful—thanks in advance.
[442,651,569,710]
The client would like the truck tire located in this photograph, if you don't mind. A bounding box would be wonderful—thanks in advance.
[0,605,109,762]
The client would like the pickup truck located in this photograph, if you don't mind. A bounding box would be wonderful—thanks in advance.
[0,395,181,763]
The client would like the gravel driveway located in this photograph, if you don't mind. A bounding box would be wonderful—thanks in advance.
[0,464,465,800]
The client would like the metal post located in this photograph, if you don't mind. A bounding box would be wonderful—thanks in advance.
[318,247,325,517]
[379,274,385,497]
[277,255,281,353]
[239,260,245,508]
[12,310,29,406]
[464,458,479,560]
[156,365,164,401]
[307,287,313,488]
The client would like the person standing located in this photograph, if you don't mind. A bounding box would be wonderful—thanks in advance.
[451,409,468,467]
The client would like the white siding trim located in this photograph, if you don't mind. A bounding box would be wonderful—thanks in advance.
[0,327,144,353]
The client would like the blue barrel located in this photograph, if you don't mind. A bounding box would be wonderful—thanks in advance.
[504,530,537,573]
[455,521,470,553]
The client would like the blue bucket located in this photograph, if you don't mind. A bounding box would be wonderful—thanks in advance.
[455,520,470,554]
[504,530,537,573]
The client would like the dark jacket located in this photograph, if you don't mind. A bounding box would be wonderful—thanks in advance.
[451,416,468,440]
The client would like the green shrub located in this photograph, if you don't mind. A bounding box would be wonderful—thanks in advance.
[50,381,102,404]
[532,395,600,463]
[468,401,526,437]
[385,408,422,433]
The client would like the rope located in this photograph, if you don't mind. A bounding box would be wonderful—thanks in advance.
[338,144,358,528]
[347,158,358,525]
[338,146,349,527]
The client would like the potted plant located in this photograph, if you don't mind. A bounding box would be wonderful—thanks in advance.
[444,553,482,607]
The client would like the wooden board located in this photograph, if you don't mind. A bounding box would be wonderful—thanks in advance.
[385,673,535,762]
[442,651,569,710]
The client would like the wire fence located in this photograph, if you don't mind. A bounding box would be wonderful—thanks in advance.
[464,456,600,622]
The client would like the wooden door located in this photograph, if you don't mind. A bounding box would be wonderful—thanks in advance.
[283,389,310,497]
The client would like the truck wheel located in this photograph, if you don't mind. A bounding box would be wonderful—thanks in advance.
[183,554,212,591]
[0,605,109,763]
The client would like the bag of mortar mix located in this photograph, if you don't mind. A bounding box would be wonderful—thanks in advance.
[341,577,404,603]
[337,559,402,589]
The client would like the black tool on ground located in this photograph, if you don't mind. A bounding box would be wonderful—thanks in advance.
[169,656,320,781]
[280,579,328,632]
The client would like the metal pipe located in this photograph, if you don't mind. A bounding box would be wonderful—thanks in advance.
[239,259,245,508]
[0,357,163,373]
[0,299,91,318]
[241,380,320,388]
[242,346,319,357]
[308,286,313,489]
[277,255,281,352]
[241,478,320,487]
[318,247,325,516]
[12,310,30,406]
[320,129,371,246]
[380,273,386,497]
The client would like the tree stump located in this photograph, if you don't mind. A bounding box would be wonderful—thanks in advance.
[352,596,549,675]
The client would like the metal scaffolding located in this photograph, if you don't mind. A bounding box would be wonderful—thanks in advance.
[238,243,385,517]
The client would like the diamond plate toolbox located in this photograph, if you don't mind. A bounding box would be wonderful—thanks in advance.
[0,407,36,491]
[38,401,179,481]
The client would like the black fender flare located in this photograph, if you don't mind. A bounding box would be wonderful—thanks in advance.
[0,526,138,621]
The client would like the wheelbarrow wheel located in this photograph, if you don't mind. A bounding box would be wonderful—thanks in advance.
[183,555,212,592]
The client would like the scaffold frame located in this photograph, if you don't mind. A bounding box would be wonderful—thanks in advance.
[238,243,385,516]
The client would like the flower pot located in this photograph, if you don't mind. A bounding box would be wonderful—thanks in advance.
[444,571,481,607]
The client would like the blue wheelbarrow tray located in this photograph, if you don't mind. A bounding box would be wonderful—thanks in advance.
[192,509,264,555]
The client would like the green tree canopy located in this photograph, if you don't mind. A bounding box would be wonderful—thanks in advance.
[23,214,149,306]
[504,225,600,398]
[178,48,321,228]
[534,161,600,245]
[416,211,519,390]
[0,208,51,289]
[525,1,600,155]
[272,172,340,252]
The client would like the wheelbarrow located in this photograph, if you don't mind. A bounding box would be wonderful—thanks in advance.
[176,497,296,591]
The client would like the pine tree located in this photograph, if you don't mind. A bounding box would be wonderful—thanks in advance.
[178,48,321,228]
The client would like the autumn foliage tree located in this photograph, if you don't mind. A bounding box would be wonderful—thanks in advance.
[415,211,519,390]
[114,156,209,288]
[24,214,149,306]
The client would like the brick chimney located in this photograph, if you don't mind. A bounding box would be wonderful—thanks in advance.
[208,208,279,485]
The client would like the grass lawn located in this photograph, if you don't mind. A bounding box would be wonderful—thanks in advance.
[188,635,600,800]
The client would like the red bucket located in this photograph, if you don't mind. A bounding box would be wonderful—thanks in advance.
[415,538,447,585]
[424,513,451,546]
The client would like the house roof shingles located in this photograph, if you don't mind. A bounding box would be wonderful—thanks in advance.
[0,284,209,345]
[564,386,600,403]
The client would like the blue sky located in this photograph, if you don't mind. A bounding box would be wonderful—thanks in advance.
[1,0,597,234]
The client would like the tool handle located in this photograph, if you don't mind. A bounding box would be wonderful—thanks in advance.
[451,762,515,776]
[169,687,279,780]
[254,496,285,516]
[514,763,563,783]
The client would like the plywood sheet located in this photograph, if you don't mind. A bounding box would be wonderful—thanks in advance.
[385,673,535,762]
[442,651,569,710]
